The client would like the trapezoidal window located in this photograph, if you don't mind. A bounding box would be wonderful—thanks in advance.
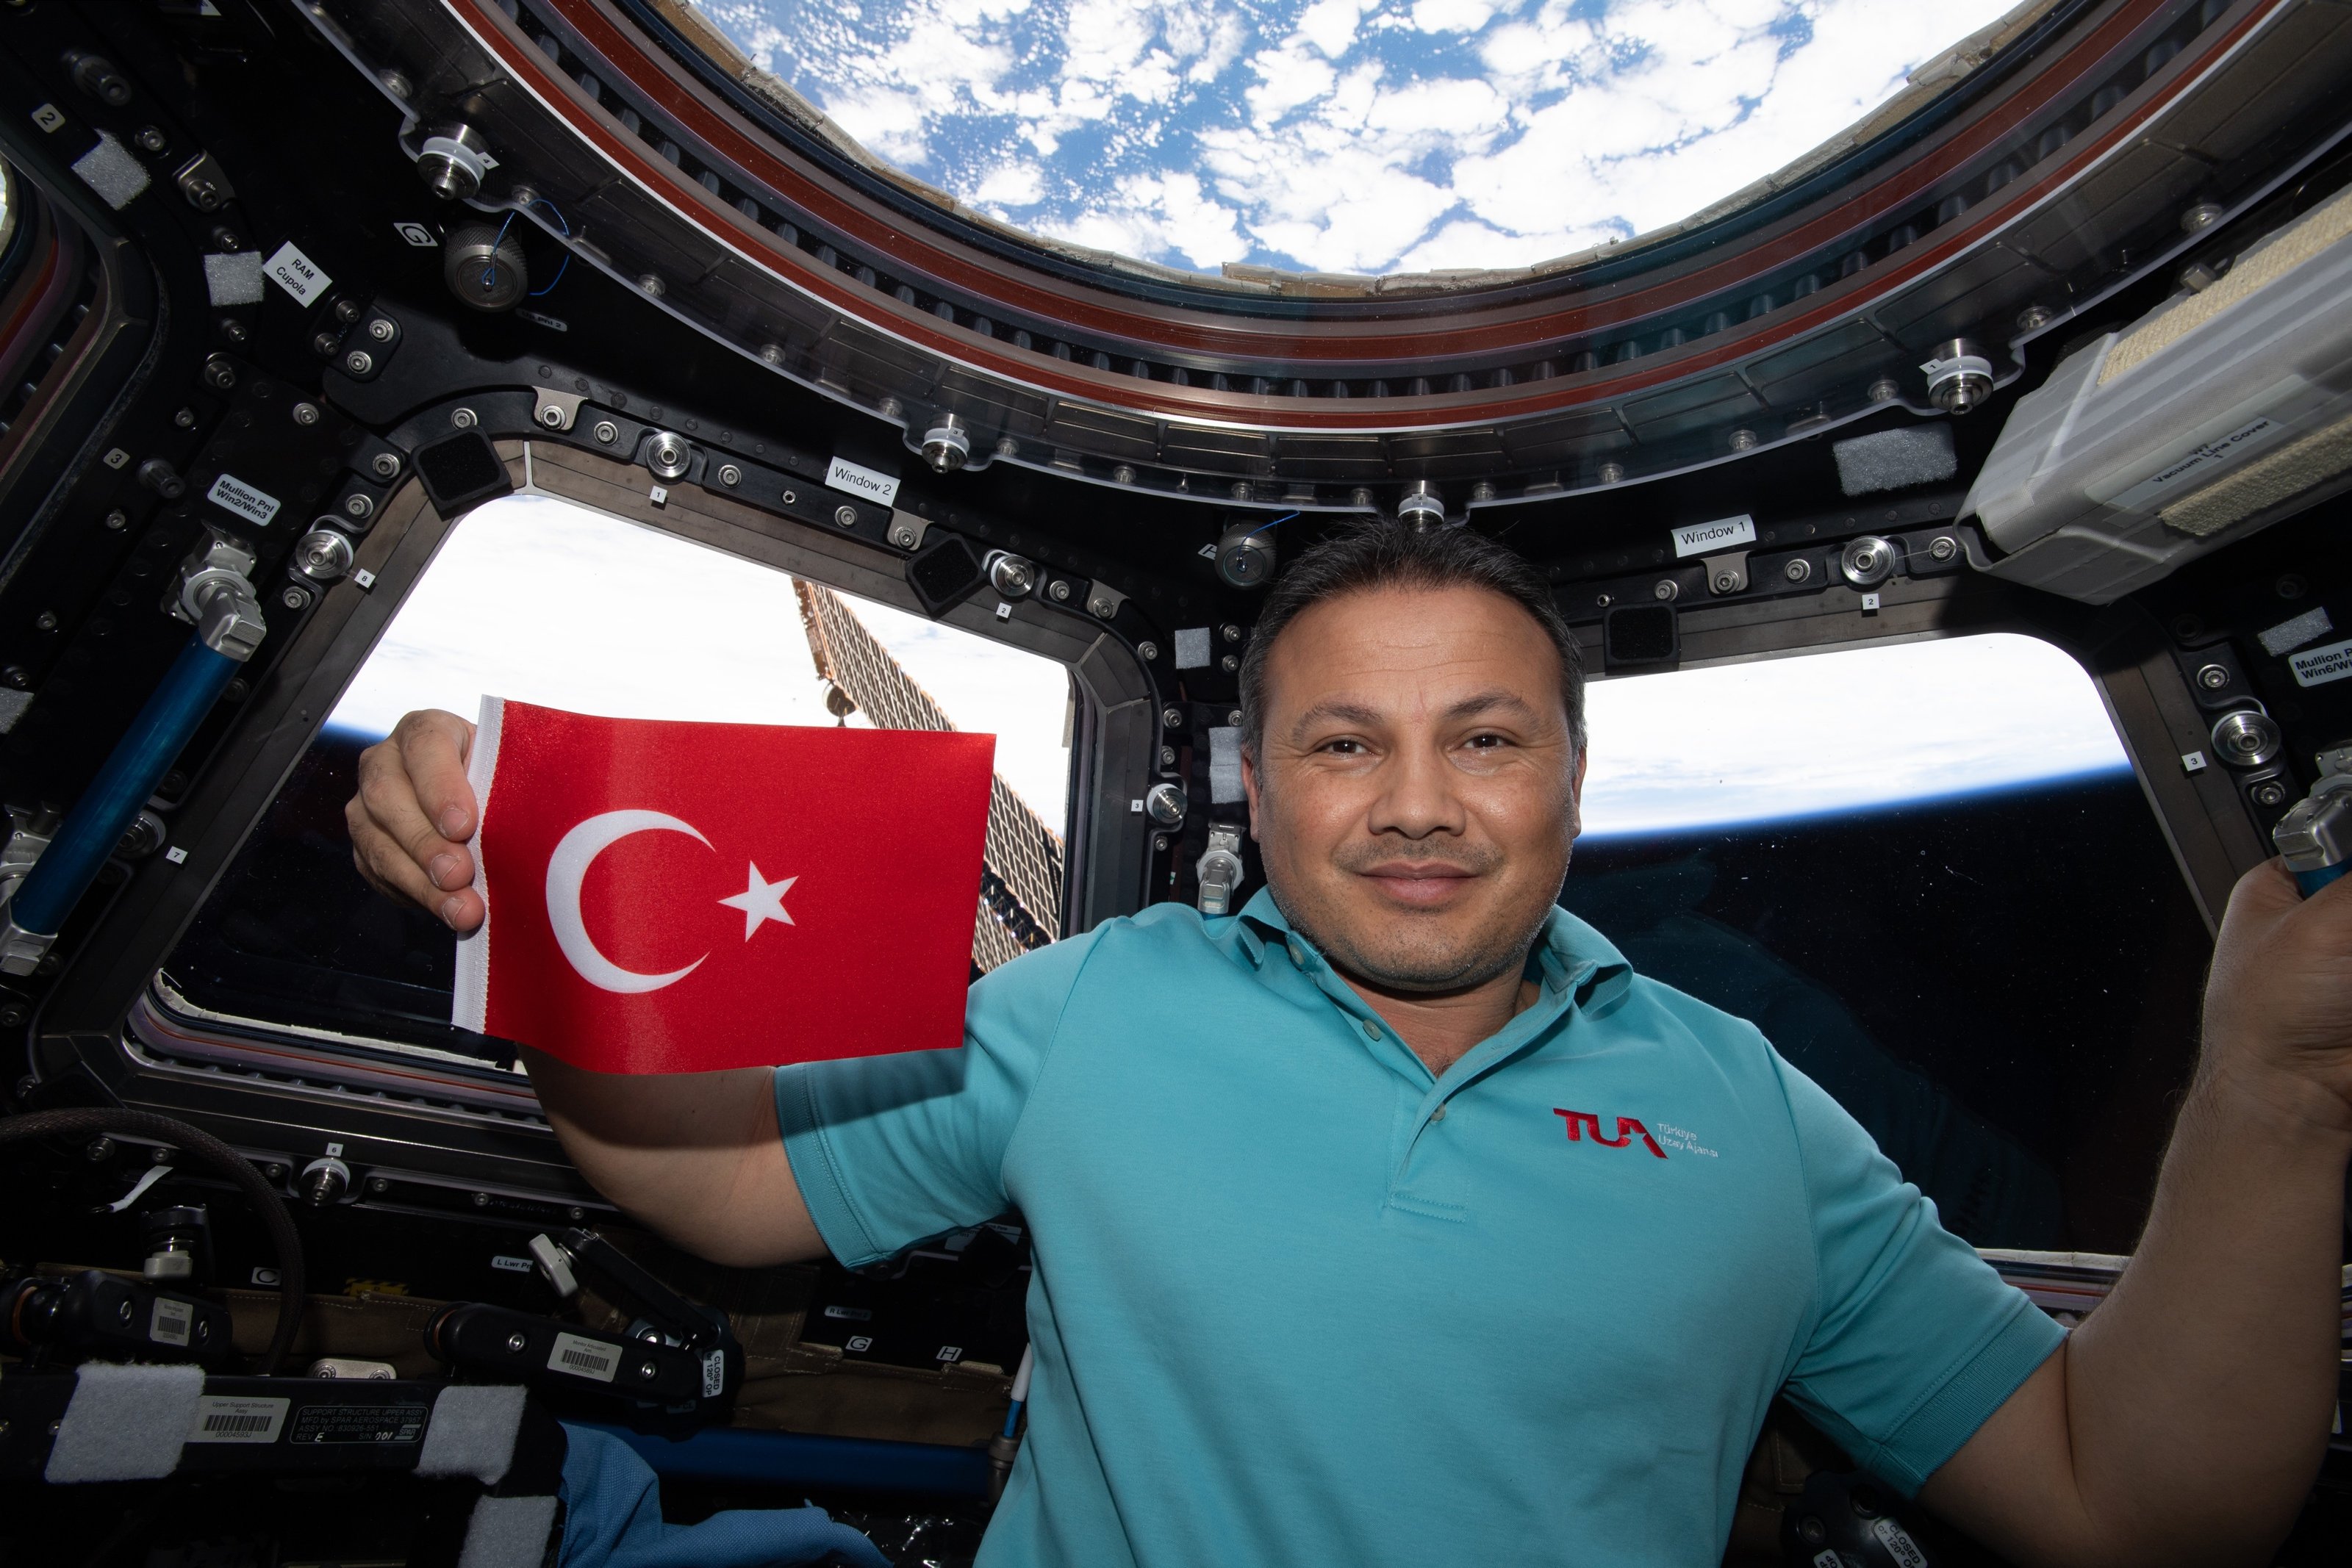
[1560,633,2206,1256]
[143,494,1073,1109]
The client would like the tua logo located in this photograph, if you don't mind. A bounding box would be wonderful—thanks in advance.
[1554,1108,1667,1159]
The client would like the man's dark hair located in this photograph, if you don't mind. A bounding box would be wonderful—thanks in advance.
[1236,520,1586,760]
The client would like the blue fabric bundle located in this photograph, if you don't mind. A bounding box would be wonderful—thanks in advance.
[558,1424,891,1568]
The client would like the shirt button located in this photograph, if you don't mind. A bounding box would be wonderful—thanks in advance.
[1363,1019,1382,1040]
[1288,942,1306,966]
[1430,1104,1448,1122]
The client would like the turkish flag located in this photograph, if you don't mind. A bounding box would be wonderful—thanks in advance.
[452,698,994,1073]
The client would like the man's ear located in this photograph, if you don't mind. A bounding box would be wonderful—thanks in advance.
[1241,746,1263,843]
[1568,747,1588,840]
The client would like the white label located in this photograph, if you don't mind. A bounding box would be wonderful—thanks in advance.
[822,1305,872,1321]
[701,1348,725,1398]
[205,472,281,527]
[1873,1517,1928,1568]
[825,456,899,507]
[250,1267,281,1287]
[845,1335,873,1352]
[188,1395,288,1444]
[2106,416,2292,512]
[163,846,188,865]
[936,1345,963,1363]
[1671,514,1757,558]
[548,1331,618,1383]
[263,241,331,306]
[2292,637,2352,688]
[32,104,66,134]
[149,1297,194,1347]
[490,1254,533,1273]
[1812,1553,1841,1568]
[395,221,437,248]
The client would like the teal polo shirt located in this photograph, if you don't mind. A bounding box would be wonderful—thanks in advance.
[775,890,2062,1567]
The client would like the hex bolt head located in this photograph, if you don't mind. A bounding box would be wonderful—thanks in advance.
[1227,709,1243,727]
[343,493,373,520]
[717,464,742,487]
[1163,707,1185,730]
[834,506,857,528]
[202,356,237,391]
[1784,558,1812,583]
[1049,580,1072,602]
[2197,664,2231,690]
[1159,746,1176,767]
[1221,624,1242,642]
[312,331,340,358]
[537,404,566,430]
[593,421,619,445]
[2251,779,2290,808]
[292,402,320,426]
[1713,572,1739,592]
[1652,579,1679,601]
[280,586,309,611]
[452,408,478,430]
[373,453,401,479]
[334,298,363,324]
[368,319,395,342]
[1220,654,1239,673]
[343,349,373,376]
[1928,536,1958,562]
[1138,641,1159,661]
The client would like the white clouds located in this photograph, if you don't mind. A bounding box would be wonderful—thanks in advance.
[690,0,2024,276]
[1580,633,2129,838]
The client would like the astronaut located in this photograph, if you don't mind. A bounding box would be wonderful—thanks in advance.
[349,521,2348,1567]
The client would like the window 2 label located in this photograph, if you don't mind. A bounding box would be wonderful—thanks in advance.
[825,456,899,507]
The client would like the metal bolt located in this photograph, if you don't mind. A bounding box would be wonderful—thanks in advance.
[104,510,126,530]
[834,506,857,528]
[2017,304,2054,331]
[452,408,478,429]
[1144,782,1188,827]
[879,398,904,421]
[717,464,742,486]
[506,1332,528,1353]
[1220,654,1239,673]
[118,1300,134,1323]
[1713,572,1740,592]
[1653,579,1679,601]
[889,524,918,548]
[2181,201,2226,233]
[759,344,784,365]
[1049,580,1072,602]
[2197,663,2231,690]
[995,436,1019,458]
[568,1206,585,1221]
[1867,376,1901,403]
[1163,707,1185,730]
[1728,428,1758,452]
[219,318,249,345]
[281,586,309,610]
[1221,624,1242,642]
[343,349,373,376]
[334,299,363,325]
[1159,746,1176,767]
[781,490,797,506]
[1598,461,1625,485]
[637,1362,658,1380]
[1153,835,1169,852]
[313,331,340,358]
[592,421,618,445]
[2251,779,2290,808]
[174,407,197,429]
[35,612,56,631]
[1114,465,1137,486]
[368,1176,389,1193]
[1138,641,1160,661]
[472,1191,490,1207]
[368,319,395,342]
[202,356,237,390]
[137,126,168,154]
[1928,535,1958,562]
[343,493,373,520]
[85,1137,115,1162]
[373,453,401,479]
[537,403,566,430]
[1227,708,1243,727]
[1782,558,1811,583]
[264,1164,287,1182]
[293,401,320,426]
[638,273,665,297]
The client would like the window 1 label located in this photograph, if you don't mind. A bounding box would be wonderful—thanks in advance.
[2291,637,2352,688]
[825,456,899,507]
[207,472,281,527]
[265,241,331,306]
[1671,514,1756,558]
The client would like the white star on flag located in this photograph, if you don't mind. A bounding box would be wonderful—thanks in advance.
[720,863,797,939]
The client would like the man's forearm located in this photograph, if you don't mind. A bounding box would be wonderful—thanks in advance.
[2062,1064,2348,1563]
[521,1048,827,1267]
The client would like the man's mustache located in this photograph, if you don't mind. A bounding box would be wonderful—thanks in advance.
[1332,840,1502,877]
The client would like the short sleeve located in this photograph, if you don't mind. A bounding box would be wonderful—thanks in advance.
[773,932,1097,1267]
[1773,1049,2066,1495]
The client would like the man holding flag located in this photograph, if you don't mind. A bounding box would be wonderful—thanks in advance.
[351,521,2351,1567]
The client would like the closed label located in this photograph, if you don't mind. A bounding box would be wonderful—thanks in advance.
[825,456,898,507]
[702,1348,725,1399]
[290,1402,426,1445]
[2291,637,2352,688]
[1873,1517,1928,1568]
[1671,514,1756,558]
[548,1330,618,1383]
[189,1395,288,1444]
[206,472,281,527]
[264,240,331,306]
[149,1297,193,1348]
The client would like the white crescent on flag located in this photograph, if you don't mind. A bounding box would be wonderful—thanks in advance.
[545,810,711,993]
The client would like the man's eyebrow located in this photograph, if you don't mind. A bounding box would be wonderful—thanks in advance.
[1286,688,1541,742]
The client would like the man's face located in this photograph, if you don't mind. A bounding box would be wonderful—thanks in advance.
[1242,585,1585,996]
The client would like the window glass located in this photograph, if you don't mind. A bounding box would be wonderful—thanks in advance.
[1561,635,2206,1253]
[155,495,1072,1067]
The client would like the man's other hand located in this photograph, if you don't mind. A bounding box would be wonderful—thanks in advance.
[347,708,484,933]
[2201,857,2352,1135]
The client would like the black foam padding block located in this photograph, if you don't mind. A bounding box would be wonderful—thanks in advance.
[905,533,986,618]
[1604,603,1679,668]
[412,431,513,516]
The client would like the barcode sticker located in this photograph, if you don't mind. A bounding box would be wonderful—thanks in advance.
[187,1395,289,1445]
[149,1297,194,1348]
[548,1330,618,1383]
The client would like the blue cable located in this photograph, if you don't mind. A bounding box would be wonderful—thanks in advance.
[528,195,571,297]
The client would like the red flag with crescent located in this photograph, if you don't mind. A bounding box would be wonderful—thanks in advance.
[453,698,995,1073]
